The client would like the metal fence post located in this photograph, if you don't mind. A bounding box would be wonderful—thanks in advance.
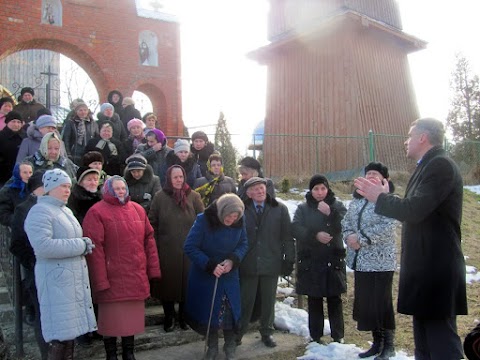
[368,130,375,161]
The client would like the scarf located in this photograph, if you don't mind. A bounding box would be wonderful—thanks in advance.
[95,139,118,156]
[163,165,191,211]
[7,163,29,199]
[75,117,88,146]
[195,172,222,207]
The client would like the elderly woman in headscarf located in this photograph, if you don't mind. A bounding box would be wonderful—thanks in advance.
[342,162,399,359]
[148,165,204,332]
[194,153,237,207]
[184,193,248,360]
[24,131,77,180]
[82,176,161,360]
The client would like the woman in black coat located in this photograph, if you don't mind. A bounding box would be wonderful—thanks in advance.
[292,174,347,344]
[67,167,102,225]
[0,111,26,185]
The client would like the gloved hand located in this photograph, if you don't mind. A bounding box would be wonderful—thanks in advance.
[281,261,294,277]
[82,237,95,255]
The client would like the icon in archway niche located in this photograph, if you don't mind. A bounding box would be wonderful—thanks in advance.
[139,31,158,67]
[41,0,63,26]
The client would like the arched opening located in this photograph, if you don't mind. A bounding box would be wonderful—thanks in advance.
[132,90,153,116]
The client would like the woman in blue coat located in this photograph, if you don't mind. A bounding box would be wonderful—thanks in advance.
[184,193,248,360]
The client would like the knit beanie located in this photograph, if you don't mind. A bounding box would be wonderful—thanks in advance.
[43,169,72,194]
[125,154,147,171]
[309,174,330,191]
[127,118,145,131]
[76,166,100,183]
[364,162,389,179]
[74,101,89,112]
[36,108,51,119]
[191,131,209,142]
[100,103,114,113]
[174,139,190,154]
[5,111,22,124]
[21,87,34,96]
[82,151,104,166]
[69,98,85,110]
[27,170,46,193]
[146,129,166,145]
[239,156,261,172]
[216,193,245,222]
[36,115,57,129]
[122,97,135,106]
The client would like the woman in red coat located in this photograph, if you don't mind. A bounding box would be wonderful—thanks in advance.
[83,175,161,360]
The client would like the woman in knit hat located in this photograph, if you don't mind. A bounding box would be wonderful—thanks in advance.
[0,111,26,185]
[190,131,215,176]
[24,132,77,180]
[292,174,347,345]
[16,114,59,163]
[148,165,204,333]
[0,96,14,130]
[124,118,146,157]
[194,153,237,207]
[62,101,99,165]
[124,154,161,212]
[342,162,398,359]
[82,176,160,360]
[67,167,102,225]
[82,151,109,188]
[184,193,248,360]
[97,102,128,143]
[135,128,172,183]
[162,138,202,188]
[24,168,97,360]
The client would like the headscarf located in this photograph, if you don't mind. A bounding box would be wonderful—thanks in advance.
[39,132,62,164]
[163,165,191,211]
[7,162,33,199]
[195,154,224,207]
[103,175,129,204]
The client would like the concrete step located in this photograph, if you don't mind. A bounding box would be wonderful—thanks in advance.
[0,287,11,305]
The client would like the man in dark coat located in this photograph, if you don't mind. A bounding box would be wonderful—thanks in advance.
[237,177,295,348]
[0,111,26,185]
[354,118,467,360]
[13,87,46,125]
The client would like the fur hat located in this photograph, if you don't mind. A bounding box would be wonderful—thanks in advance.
[35,115,57,129]
[243,176,267,190]
[43,169,71,194]
[36,108,51,119]
[216,193,244,222]
[191,131,208,142]
[127,118,145,131]
[174,139,190,154]
[122,97,135,106]
[82,151,104,166]
[239,156,261,172]
[76,166,100,183]
[100,103,114,113]
[146,128,166,145]
[27,170,46,193]
[364,162,389,179]
[20,87,34,97]
[0,97,14,109]
[309,174,330,191]
[5,111,23,124]
[125,154,147,171]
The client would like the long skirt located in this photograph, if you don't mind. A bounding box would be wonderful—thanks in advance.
[353,271,395,331]
[98,300,145,337]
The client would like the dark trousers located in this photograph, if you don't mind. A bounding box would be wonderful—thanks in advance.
[239,275,277,337]
[413,316,464,360]
[307,295,344,341]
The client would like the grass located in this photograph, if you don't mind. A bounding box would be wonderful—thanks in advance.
[275,181,480,357]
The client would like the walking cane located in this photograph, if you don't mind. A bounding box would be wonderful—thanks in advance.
[204,276,219,357]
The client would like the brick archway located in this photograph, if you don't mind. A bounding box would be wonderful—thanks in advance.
[0,0,183,137]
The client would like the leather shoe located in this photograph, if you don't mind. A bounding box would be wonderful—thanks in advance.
[163,318,175,332]
[261,335,277,348]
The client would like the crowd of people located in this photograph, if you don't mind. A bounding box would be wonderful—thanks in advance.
[0,88,474,360]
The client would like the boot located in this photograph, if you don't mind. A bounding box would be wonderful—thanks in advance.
[163,301,175,332]
[121,336,136,360]
[359,330,384,358]
[204,331,218,360]
[63,340,74,360]
[47,340,65,360]
[374,330,395,360]
[104,337,118,360]
[223,330,236,360]
[178,302,188,330]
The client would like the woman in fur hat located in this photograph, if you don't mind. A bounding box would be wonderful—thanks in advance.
[162,139,202,188]
[342,162,399,359]
[292,174,347,344]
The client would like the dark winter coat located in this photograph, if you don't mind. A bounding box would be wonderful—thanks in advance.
[0,185,28,227]
[162,152,202,188]
[240,195,295,277]
[375,146,468,318]
[16,124,43,163]
[62,115,99,165]
[83,192,161,304]
[190,142,215,176]
[193,172,237,206]
[184,202,248,334]
[292,192,347,297]
[135,143,172,183]
[24,152,78,181]
[123,136,146,158]
[0,126,26,184]
[107,90,124,119]
[13,100,46,124]
[237,177,276,201]
[148,190,204,302]
[67,184,102,225]
[85,136,126,176]
[124,165,161,212]
[120,105,141,133]
[97,113,128,143]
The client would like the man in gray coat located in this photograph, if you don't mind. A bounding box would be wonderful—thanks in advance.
[354,118,467,360]
[237,177,295,348]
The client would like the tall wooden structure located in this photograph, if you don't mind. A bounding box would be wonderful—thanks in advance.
[249,0,426,179]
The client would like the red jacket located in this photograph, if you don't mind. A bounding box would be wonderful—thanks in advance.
[83,193,160,303]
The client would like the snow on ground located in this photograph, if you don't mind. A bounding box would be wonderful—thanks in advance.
[275,186,480,359]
